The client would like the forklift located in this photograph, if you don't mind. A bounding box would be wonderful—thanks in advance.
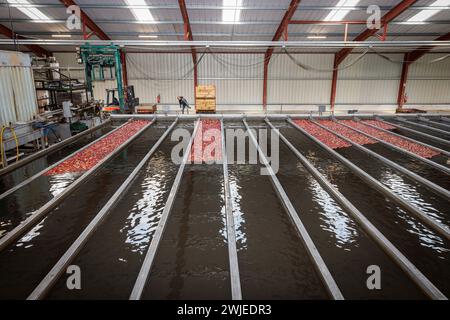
[104,86,139,114]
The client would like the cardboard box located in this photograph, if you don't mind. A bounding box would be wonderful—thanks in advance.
[196,98,216,111]
[196,85,216,99]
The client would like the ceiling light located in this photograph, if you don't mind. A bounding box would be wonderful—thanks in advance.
[407,0,450,22]
[125,0,154,22]
[138,35,158,38]
[222,0,242,23]
[324,0,361,21]
[7,0,51,21]
[52,34,72,38]
[307,35,327,39]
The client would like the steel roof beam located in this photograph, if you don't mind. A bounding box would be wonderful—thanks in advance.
[0,24,50,57]
[263,0,301,109]
[59,0,110,40]
[178,0,198,98]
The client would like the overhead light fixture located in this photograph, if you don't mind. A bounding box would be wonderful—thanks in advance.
[307,35,327,39]
[407,0,450,22]
[138,35,158,38]
[324,0,361,21]
[125,0,154,22]
[52,34,72,38]
[7,0,51,21]
[222,0,242,23]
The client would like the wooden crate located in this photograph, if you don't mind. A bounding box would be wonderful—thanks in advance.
[196,98,216,112]
[196,85,216,99]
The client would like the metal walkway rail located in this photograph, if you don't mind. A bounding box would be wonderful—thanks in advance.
[361,120,450,158]
[130,119,201,300]
[27,119,178,300]
[220,119,242,300]
[0,119,111,177]
[266,119,446,300]
[336,120,450,175]
[243,119,344,300]
[0,119,155,252]
[417,117,450,131]
[395,118,450,138]
[314,120,450,202]
[377,118,450,147]
[0,120,128,201]
[288,119,450,243]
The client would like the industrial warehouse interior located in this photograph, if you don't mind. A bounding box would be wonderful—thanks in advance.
[0,0,450,308]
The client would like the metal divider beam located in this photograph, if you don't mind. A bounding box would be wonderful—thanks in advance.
[288,119,450,243]
[243,119,344,300]
[0,120,129,201]
[377,119,450,147]
[266,119,446,300]
[336,120,450,177]
[417,117,450,131]
[220,119,242,300]
[324,120,450,201]
[28,119,178,300]
[395,118,450,138]
[0,119,156,252]
[130,119,201,300]
[0,119,111,177]
[363,120,450,158]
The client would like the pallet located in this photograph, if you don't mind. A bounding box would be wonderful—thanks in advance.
[196,110,216,114]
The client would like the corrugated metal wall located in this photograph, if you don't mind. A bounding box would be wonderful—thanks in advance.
[407,53,450,104]
[53,52,450,109]
[336,53,403,105]
[0,51,38,126]
[268,54,333,105]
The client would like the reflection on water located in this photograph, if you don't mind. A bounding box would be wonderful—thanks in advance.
[48,173,82,197]
[15,217,48,249]
[379,170,450,255]
[121,156,173,255]
[306,174,359,250]
[227,171,247,251]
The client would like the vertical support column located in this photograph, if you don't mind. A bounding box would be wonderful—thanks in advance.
[330,54,338,113]
[263,56,269,112]
[397,53,410,111]
[120,50,129,88]
[114,48,125,112]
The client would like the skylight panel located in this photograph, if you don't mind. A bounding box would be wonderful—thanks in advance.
[223,0,243,23]
[7,0,51,21]
[407,0,450,22]
[324,0,361,21]
[125,0,154,22]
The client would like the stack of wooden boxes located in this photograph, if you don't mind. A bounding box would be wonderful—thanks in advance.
[195,85,216,113]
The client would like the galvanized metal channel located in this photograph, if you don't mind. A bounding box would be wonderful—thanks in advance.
[27,119,178,300]
[0,120,129,201]
[0,119,156,252]
[130,119,201,300]
[395,118,450,138]
[243,119,344,300]
[362,120,450,158]
[336,119,450,176]
[220,119,243,300]
[266,119,446,300]
[0,119,111,176]
[417,117,450,131]
[288,119,450,243]
[377,118,450,147]
[314,120,450,202]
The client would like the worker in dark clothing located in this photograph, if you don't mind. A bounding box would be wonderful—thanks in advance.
[177,96,191,114]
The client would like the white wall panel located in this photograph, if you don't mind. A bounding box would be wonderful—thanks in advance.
[267,54,333,105]
[336,53,402,105]
[406,54,450,104]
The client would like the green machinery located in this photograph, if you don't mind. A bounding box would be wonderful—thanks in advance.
[78,44,137,113]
